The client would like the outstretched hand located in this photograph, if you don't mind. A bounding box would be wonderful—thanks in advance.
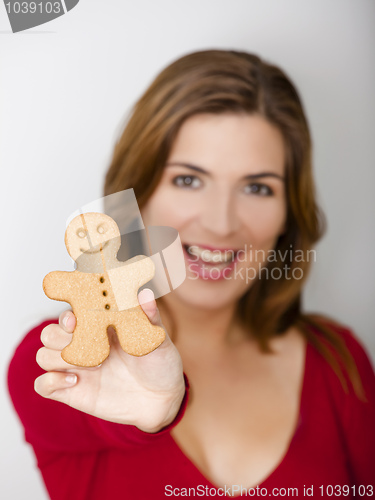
[34,289,185,433]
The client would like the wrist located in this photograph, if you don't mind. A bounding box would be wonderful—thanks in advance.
[136,374,188,434]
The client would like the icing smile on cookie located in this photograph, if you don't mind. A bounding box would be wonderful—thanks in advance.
[80,241,109,254]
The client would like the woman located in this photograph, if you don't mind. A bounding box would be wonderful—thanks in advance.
[8,50,375,499]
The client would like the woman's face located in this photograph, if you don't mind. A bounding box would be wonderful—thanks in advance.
[142,113,287,311]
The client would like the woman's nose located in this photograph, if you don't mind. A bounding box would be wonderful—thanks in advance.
[200,191,240,237]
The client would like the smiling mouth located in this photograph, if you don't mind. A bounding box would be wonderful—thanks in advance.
[184,244,239,265]
[80,241,109,254]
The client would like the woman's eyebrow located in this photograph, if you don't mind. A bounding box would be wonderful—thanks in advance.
[244,172,285,182]
[166,162,285,181]
[165,162,208,174]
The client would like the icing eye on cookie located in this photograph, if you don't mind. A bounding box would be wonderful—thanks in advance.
[77,229,87,238]
[97,224,107,234]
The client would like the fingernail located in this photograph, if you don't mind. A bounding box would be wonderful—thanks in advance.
[139,288,155,305]
[64,315,74,330]
[65,374,77,385]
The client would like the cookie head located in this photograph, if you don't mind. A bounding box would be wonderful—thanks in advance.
[65,212,121,261]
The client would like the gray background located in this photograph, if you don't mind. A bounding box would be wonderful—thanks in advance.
[1,0,374,498]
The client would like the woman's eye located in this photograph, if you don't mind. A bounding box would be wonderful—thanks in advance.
[172,175,201,189]
[244,183,273,196]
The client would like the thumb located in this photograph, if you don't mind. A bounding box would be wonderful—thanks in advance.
[138,288,162,327]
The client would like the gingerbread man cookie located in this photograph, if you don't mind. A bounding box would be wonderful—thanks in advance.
[43,212,166,367]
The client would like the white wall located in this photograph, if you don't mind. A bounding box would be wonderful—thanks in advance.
[1,0,374,498]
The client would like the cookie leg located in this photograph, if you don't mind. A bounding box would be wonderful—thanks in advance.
[62,315,110,367]
[115,306,166,356]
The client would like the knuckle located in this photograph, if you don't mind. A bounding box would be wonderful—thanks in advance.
[36,347,48,368]
[45,374,56,394]
[40,326,52,346]
[34,374,53,397]
[34,377,41,394]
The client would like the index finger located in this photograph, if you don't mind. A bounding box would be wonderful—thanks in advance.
[41,323,73,350]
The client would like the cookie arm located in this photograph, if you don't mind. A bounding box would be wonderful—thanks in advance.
[132,256,155,289]
[43,271,74,302]
[108,256,155,310]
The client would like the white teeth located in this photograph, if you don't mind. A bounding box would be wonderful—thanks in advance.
[187,245,235,263]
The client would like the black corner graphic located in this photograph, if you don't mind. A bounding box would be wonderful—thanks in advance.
[3,0,80,33]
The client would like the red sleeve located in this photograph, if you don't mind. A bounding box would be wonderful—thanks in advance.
[7,320,189,455]
[339,328,375,486]
[321,324,375,486]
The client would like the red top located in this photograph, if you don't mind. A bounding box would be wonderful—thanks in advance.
[7,320,375,499]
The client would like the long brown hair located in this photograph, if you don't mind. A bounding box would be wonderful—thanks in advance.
[105,50,363,398]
